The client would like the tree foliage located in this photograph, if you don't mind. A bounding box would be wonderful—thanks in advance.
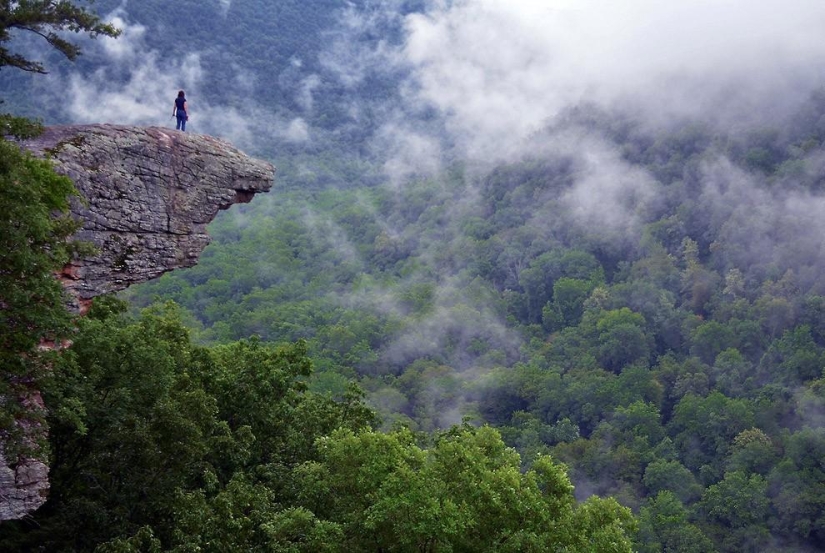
[0,0,117,471]
[122,96,825,550]
[0,0,120,74]
[0,304,635,551]
[0,135,80,455]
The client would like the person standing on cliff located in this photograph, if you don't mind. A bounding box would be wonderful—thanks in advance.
[173,90,188,131]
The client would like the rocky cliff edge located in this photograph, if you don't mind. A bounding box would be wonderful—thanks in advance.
[24,124,275,313]
[0,124,274,521]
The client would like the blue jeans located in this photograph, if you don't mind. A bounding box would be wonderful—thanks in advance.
[176,113,187,131]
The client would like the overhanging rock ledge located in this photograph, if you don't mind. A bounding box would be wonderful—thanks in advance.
[0,124,274,521]
[23,124,275,312]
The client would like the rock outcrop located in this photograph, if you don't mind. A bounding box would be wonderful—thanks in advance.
[24,124,275,312]
[0,124,274,521]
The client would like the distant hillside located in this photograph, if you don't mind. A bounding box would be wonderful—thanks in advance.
[124,97,825,551]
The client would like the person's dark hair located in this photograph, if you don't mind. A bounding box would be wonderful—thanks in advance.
[177,90,185,98]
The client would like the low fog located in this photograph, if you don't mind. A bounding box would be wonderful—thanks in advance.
[391,0,825,163]
[375,0,825,287]
[28,1,825,429]
[40,0,825,164]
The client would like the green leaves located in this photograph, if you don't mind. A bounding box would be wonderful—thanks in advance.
[292,425,635,552]
[19,302,635,551]
[0,0,120,74]
[637,492,715,553]
[2,302,381,551]
[0,136,80,458]
[0,138,77,355]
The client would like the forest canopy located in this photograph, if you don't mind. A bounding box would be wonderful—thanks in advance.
[122,96,825,552]
[5,1,825,551]
[0,302,636,551]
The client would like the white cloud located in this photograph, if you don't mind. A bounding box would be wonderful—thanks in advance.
[297,74,321,112]
[99,13,147,61]
[285,118,310,142]
[395,0,825,163]
[319,1,405,88]
[557,133,659,234]
[66,51,204,126]
[57,10,277,150]
[695,155,825,291]
[375,118,443,186]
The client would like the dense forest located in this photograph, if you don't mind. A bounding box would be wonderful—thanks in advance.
[118,98,825,552]
[5,0,825,551]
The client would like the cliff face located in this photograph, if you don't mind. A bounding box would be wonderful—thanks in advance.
[0,125,274,521]
[24,124,274,312]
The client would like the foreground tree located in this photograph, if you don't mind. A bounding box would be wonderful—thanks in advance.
[0,303,636,552]
[0,136,80,454]
[286,425,636,552]
[0,0,119,442]
[0,0,120,74]
[0,303,376,550]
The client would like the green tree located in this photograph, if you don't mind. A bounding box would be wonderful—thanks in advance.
[0,0,119,462]
[699,471,770,552]
[543,277,595,331]
[0,0,120,74]
[637,491,716,553]
[679,238,719,314]
[643,459,702,503]
[0,136,83,456]
[710,348,753,397]
[726,428,776,475]
[612,400,666,448]
[168,474,344,553]
[12,303,220,549]
[0,303,376,551]
[768,427,825,543]
[293,425,637,552]
[594,308,652,372]
[0,139,78,358]
[668,392,756,476]
[764,325,824,384]
[690,321,736,365]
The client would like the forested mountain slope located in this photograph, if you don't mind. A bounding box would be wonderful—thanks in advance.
[125,98,825,551]
[5,0,825,551]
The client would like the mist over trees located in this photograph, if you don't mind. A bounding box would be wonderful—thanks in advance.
[116,94,825,550]
[6,0,825,551]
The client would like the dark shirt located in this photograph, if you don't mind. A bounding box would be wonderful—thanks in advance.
[175,97,187,115]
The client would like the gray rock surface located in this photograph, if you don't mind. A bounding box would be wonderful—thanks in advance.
[0,124,274,521]
[0,392,49,522]
[0,457,50,522]
[23,124,274,312]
